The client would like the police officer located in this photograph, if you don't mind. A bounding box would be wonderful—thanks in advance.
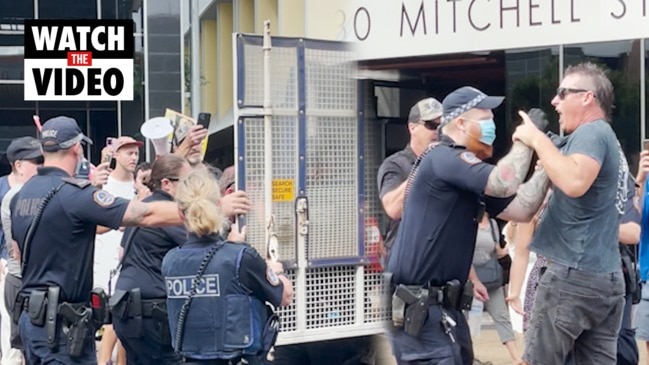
[111,154,192,365]
[162,169,293,365]
[386,87,549,365]
[112,157,252,365]
[10,116,187,364]
[377,97,442,266]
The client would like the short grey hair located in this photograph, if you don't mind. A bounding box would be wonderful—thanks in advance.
[564,62,615,122]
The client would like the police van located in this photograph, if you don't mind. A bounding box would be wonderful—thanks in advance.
[230,29,391,351]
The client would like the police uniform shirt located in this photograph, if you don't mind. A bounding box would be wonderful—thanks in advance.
[387,136,513,286]
[11,167,129,303]
[168,234,284,307]
[377,145,417,251]
[116,190,186,298]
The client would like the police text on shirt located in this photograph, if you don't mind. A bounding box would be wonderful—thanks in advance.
[166,274,221,299]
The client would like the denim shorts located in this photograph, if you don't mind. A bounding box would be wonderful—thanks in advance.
[523,263,625,365]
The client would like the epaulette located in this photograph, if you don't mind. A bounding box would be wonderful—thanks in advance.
[61,177,92,189]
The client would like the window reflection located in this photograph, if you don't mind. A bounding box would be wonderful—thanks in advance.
[0,33,25,80]
[505,47,560,136]
[38,0,97,20]
[564,40,641,173]
[101,0,144,34]
[0,0,34,27]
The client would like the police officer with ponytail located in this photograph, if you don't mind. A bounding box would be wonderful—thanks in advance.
[111,154,192,365]
[163,169,293,365]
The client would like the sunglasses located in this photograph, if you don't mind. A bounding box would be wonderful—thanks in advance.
[420,119,440,131]
[165,177,180,182]
[556,87,590,100]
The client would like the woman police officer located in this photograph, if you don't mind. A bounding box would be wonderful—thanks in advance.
[111,154,192,364]
[162,169,293,365]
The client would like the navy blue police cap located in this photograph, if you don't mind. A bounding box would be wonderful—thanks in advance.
[6,136,43,163]
[40,116,93,153]
[440,86,504,127]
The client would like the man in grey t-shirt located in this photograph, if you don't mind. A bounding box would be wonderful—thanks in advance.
[513,62,626,364]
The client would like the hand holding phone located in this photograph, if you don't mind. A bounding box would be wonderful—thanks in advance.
[197,113,211,128]
[104,137,117,169]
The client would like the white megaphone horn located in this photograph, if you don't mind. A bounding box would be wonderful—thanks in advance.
[141,117,174,156]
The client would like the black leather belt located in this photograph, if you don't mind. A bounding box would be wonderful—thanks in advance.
[21,298,86,312]
[183,359,232,364]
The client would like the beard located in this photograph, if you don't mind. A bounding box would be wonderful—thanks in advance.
[187,154,203,166]
[463,122,493,160]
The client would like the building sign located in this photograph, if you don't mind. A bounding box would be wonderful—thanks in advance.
[349,0,649,60]
[24,19,134,101]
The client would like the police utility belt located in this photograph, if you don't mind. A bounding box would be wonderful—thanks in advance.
[391,279,473,338]
[16,286,97,359]
[13,182,104,358]
[109,288,171,344]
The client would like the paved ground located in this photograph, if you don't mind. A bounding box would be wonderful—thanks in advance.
[374,317,648,365]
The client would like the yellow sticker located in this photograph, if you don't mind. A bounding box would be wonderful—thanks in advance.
[272,179,294,202]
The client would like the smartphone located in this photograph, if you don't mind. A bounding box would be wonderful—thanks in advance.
[109,157,117,170]
[106,137,115,149]
[197,113,211,128]
[643,139,649,151]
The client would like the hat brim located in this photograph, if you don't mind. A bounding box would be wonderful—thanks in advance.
[117,141,144,150]
[475,96,505,110]
[81,135,93,145]
[19,149,44,161]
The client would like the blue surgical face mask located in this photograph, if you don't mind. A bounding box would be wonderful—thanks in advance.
[476,119,496,145]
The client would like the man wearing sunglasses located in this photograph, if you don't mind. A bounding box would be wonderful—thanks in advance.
[513,62,627,365]
[377,97,443,267]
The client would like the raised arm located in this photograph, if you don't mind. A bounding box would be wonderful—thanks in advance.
[529,135,600,198]
[497,169,550,222]
[484,141,534,198]
[121,200,183,227]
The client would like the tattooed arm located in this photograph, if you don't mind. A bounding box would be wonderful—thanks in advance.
[121,200,183,227]
[497,169,550,222]
[484,141,534,198]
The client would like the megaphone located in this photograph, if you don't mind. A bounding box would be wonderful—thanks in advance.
[141,117,173,156]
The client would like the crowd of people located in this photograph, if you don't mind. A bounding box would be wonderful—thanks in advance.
[0,116,293,365]
[0,60,647,365]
